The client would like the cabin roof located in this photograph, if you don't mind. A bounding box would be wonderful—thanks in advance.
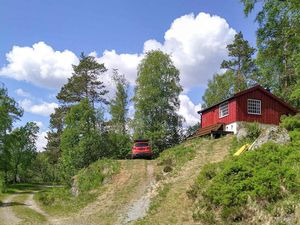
[197,85,298,114]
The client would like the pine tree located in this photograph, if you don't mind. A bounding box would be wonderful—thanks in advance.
[57,53,108,109]
[202,70,235,108]
[221,32,256,92]
[240,0,300,107]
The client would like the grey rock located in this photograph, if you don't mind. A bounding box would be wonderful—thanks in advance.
[249,126,290,150]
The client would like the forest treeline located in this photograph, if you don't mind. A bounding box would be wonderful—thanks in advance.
[0,0,299,188]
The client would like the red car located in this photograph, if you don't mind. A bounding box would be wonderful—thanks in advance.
[131,139,153,159]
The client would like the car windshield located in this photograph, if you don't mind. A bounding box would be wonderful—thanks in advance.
[135,142,149,147]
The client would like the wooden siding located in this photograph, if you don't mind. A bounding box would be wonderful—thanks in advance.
[201,99,237,127]
[236,89,295,125]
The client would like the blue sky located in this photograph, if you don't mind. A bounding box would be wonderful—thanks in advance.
[0,0,259,150]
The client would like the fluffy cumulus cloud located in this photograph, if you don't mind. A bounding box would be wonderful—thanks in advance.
[33,121,44,129]
[94,13,236,91]
[1,12,235,130]
[178,94,201,127]
[36,131,48,152]
[143,13,236,89]
[19,99,58,116]
[15,88,32,98]
[0,42,79,88]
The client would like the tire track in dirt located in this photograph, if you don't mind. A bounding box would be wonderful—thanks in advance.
[120,163,156,224]
[134,136,233,225]
[0,194,22,225]
[51,160,155,225]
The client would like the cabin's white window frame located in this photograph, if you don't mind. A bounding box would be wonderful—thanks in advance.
[247,99,261,115]
[219,101,229,118]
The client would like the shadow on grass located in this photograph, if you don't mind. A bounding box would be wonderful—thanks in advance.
[0,201,27,207]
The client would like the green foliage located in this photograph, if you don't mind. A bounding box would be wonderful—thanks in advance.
[202,71,235,108]
[133,50,183,154]
[37,159,119,214]
[280,114,300,131]
[202,32,257,108]
[245,122,261,140]
[0,84,23,135]
[76,159,119,193]
[57,53,108,107]
[240,0,300,108]
[36,186,97,215]
[158,138,202,173]
[0,172,5,193]
[221,31,256,92]
[106,132,131,159]
[191,131,300,223]
[4,122,39,183]
[110,69,129,135]
[60,99,105,181]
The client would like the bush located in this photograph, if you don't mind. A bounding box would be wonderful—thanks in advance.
[191,140,300,223]
[280,114,300,131]
[245,122,261,140]
[76,159,120,193]
[0,172,5,193]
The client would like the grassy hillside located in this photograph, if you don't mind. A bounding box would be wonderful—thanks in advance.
[135,135,233,225]
[36,159,120,215]
[188,116,300,225]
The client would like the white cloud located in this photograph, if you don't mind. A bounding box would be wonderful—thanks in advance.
[19,99,58,116]
[33,121,44,129]
[1,12,235,125]
[0,42,79,88]
[145,13,236,90]
[1,12,234,92]
[95,12,235,91]
[178,94,201,127]
[15,88,32,98]
[36,131,48,152]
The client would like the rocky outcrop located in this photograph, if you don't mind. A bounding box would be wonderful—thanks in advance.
[249,126,290,150]
[71,176,79,196]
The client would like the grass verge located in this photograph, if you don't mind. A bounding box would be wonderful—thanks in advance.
[36,159,120,216]
[11,194,47,224]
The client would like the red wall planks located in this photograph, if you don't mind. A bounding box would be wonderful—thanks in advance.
[236,89,295,125]
[201,88,296,128]
[201,99,237,127]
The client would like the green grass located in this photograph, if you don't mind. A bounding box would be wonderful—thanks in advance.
[190,130,300,224]
[147,184,171,215]
[157,137,203,174]
[35,186,98,215]
[11,194,47,224]
[36,159,120,216]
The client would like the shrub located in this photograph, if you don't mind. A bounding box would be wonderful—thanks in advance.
[245,122,261,140]
[280,114,300,131]
[191,140,300,223]
[0,172,5,193]
[76,159,120,193]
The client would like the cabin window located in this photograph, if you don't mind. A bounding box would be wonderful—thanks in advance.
[219,102,229,118]
[247,99,261,115]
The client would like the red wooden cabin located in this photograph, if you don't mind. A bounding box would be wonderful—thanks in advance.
[196,85,297,136]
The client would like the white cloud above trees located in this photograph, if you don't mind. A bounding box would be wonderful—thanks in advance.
[1,12,235,129]
[178,94,202,127]
[0,42,78,88]
[19,99,58,116]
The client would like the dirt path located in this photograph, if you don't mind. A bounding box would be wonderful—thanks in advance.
[0,194,22,225]
[50,160,156,225]
[24,192,49,218]
[135,136,233,225]
[0,136,233,225]
[120,163,155,224]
